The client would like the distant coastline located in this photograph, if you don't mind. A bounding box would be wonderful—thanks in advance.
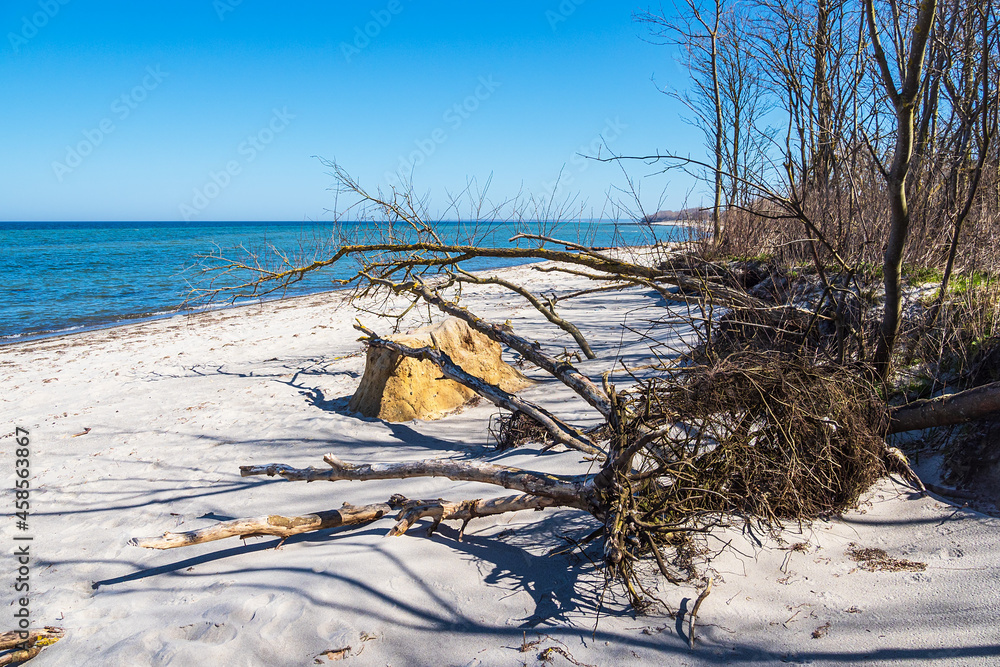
[641,207,712,224]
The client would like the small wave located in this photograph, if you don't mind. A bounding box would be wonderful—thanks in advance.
[0,287,351,346]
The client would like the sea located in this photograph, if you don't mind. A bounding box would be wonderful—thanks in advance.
[0,220,688,344]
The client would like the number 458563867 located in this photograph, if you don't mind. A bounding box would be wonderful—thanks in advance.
[14,427,30,524]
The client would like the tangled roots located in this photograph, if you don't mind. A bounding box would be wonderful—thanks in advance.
[488,411,552,450]
[626,352,888,526]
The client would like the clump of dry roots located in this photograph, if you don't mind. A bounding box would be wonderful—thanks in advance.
[650,353,887,519]
[601,351,888,604]
[488,410,553,451]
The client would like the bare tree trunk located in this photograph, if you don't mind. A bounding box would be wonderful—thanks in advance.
[814,0,834,186]
[710,0,725,243]
[866,0,939,380]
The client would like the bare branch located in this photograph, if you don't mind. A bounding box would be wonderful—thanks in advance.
[129,502,395,549]
[453,268,597,359]
[239,456,593,509]
[356,323,602,455]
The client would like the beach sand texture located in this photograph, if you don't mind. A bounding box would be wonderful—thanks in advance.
[2,263,998,666]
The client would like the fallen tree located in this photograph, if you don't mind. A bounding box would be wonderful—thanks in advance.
[888,380,1000,434]
[136,165,999,613]
[132,337,905,606]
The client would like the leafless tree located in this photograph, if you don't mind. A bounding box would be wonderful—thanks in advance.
[638,0,728,242]
[865,0,939,378]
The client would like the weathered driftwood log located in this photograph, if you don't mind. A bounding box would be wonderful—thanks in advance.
[688,577,713,649]
[348,317,529,422]
[888,380,1000,433]
[0,627,64,666]
[356,324,600,455]
[387,493,562,538]
[128,501,395,549]
[240,455,594,509]
[130,494,563,549]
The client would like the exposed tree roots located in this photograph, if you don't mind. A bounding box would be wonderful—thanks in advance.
[489,410,555,451]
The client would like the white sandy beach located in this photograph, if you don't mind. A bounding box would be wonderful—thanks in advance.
[3,262,999,666]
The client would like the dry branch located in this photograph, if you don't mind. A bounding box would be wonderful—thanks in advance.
[402,279,614,418]
[688,577,713,649]
[532,262,764,309]
[356,324,601,455]
[240,456,593,509]
[130,494,562,549]
[453,268,597,359]
[388,493,563,538]
[200,241,665,302]
[128,502,395,549]
[0,627,63,666]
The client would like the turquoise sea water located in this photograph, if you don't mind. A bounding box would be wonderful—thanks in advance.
[0,220,685,343]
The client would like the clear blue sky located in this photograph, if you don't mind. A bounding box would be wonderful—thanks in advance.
[1,1,701,222]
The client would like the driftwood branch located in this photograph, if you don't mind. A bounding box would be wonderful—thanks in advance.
[128,501,395,549]
[688,577,713,649]
[0,627,64,666]
[130,494,563,549]
[240,456,593,508]
[356,323,601,455]
[888,381,1000,433]
[389,493,563,538]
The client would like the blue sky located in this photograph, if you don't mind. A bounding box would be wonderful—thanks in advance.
[1,1,701,221]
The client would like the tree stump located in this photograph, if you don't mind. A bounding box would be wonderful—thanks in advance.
[348,317,530,421]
